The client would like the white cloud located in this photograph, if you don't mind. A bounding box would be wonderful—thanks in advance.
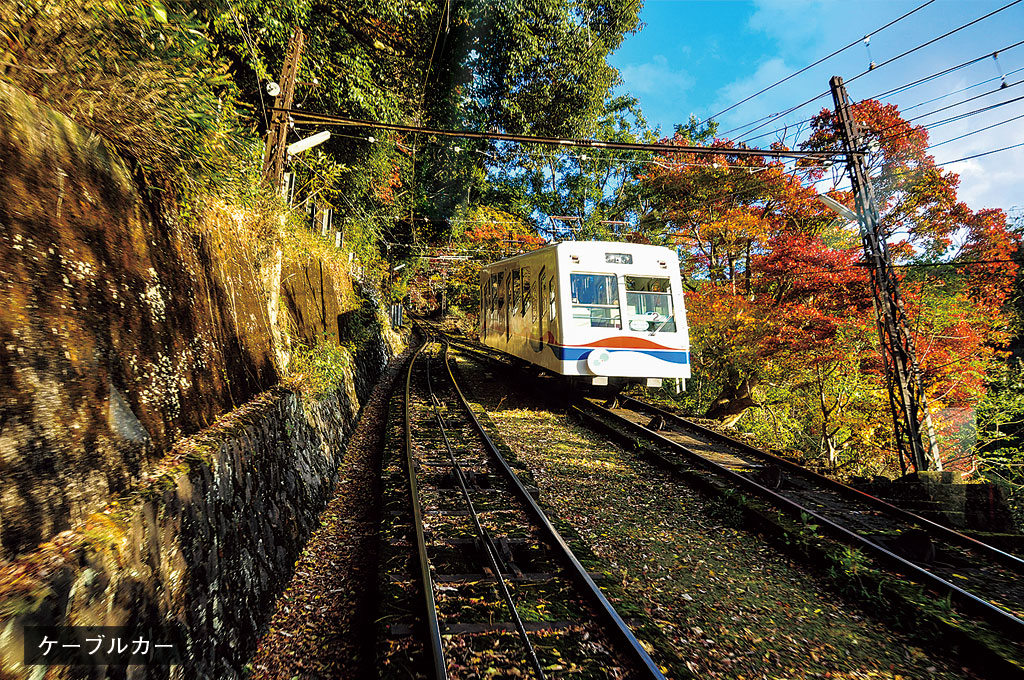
[618,55,694,95]
[615,0,1024,210]
[747,0,840,46]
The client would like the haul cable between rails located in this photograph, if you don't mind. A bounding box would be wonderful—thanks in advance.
[403,342,447,678]
[423,338,547,679]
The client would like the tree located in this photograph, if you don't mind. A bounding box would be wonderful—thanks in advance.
[801,99,1020,471]
[639,97,1019,474]
[639,138,842,422]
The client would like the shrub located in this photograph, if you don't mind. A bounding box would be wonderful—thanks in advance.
[0,0,249,198]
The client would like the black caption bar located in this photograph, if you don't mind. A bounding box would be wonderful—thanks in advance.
[24,625,185,666]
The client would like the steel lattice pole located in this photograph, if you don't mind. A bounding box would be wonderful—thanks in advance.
[829,76,941,473]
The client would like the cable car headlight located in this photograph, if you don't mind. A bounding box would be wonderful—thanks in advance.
[586,349,612,374]
[605,253,633,264]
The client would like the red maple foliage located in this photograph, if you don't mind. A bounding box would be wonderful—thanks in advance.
[640,99,1019,474]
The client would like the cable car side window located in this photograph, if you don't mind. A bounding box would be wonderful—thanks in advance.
[570,273,621,329]
[625,276,676,332]
[548,276,556,321]
[522,266,532,317]
[512,268,521,315]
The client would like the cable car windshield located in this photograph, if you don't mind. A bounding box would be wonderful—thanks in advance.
[570,273,621,328]
[625,276,675,333]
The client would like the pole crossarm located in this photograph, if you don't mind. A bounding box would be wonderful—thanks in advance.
[829,75,942,473]
[275,107,850,161]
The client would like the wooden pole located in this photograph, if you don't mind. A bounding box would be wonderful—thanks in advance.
[262,28,305,188]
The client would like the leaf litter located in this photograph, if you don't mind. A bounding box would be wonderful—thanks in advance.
[464,374,978,680]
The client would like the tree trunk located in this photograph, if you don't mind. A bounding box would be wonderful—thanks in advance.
[704,375,760,426]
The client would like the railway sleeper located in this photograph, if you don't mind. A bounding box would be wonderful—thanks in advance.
[573,401,1024,678]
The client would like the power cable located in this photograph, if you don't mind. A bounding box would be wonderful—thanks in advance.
[908,81,1023,124]
[900,65,1024,113]
[280,107,843,160]
[727,0,1024,142]
[748,257,1020,279]
[939,140,1024,164]
[735,39,1024,146]
[698,0,938,126]
[226,0,271,131]
[844,0,1023,88]
[874,89,1024,146]
[737,77,1024,163]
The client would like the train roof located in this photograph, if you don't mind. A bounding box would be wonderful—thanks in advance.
[481,240,678,269]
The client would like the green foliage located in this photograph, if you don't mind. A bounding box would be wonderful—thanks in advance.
[974,359,1024,527]
[827,546,870,582]
[1,0,249,200]
[472,0,640,138]
[287,336,350,398]
[485,95,656,236]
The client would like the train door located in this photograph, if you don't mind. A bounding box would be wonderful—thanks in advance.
[494,271,505,342]
[534,266,545,352]
[547,272,557,340]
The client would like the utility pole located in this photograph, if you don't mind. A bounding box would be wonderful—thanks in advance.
[262,28,305,188]
[829,75,942,474]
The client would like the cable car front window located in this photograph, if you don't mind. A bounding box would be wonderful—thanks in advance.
[570,273,620,328]
[625,276,676,333]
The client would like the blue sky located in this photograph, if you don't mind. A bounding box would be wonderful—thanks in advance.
[608,0,1024,212]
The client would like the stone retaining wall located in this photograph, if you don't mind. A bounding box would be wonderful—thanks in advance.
[0,320,400,679]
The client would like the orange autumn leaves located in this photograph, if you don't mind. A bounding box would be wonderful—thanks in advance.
[642,101,1019,471]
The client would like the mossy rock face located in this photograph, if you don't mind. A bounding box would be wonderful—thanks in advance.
[0,364,397,678]
[0,81,280,560]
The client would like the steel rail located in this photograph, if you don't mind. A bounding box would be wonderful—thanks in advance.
[442,344,669,680]
[581,399,1024,640]
[440,329,1024,566]
[424,344,548,679]
[618,394,1024,574]
[404,341,448,679]
[441,335,1024,573]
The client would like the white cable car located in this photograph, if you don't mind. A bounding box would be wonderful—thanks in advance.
[479,241,690,390]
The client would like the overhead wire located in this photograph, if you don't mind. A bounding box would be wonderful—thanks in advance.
[870,40,1024,99]
[281,5,1024,253]
[734,40,1024,147]
[872,89,1024,146]
[734,257,1021,280]
[906,81,1023,124]
[280,107,843,160]
[696,0,939,126]
[937,140,1024,164]
[226,0,272,132]
[726,0,1024,142]
[728,76,1024,173]
[844,0,1023,88]
[900,65,1024,113]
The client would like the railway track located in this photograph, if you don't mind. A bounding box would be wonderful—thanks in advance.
[431,328,1024,672]
[581,395,1024,637]
[376,334,668,679]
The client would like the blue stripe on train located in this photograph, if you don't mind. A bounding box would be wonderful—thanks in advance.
[548,345,690,365]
